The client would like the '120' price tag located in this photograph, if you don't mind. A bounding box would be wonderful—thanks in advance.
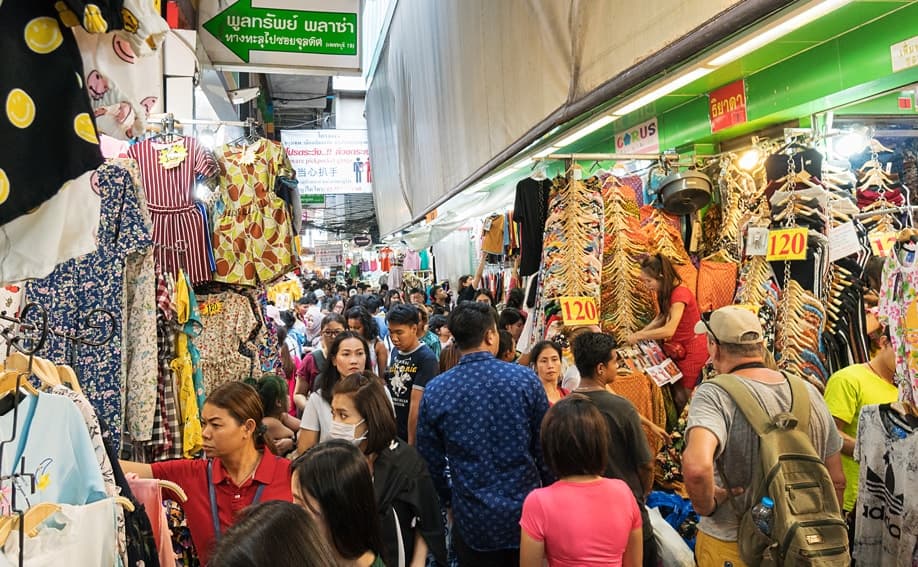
[766,227,809,261]
[559,296,599,326]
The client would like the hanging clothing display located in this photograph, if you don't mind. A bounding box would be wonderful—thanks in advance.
[25,163,154,449]
[878,251,918,406]
[514,177,553,277]
[212,139,296,285]
[0,2,105,225]
[854,404,918,565]
[195,290,260,394]
[129,136,218,284]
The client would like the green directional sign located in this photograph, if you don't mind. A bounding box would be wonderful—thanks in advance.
[203,0,358,64]
[301,194,325,207]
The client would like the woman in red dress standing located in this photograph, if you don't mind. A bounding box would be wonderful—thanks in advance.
[627,254,708,414]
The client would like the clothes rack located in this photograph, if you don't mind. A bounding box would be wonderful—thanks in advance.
[853,204,918,219]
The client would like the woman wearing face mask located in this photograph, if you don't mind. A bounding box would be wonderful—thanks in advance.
[292,441,386,567]
[295,313,347,413]
[297,331,371,455]
[331,371,447,567]
[530,340,569,405]
[121,382,293,564]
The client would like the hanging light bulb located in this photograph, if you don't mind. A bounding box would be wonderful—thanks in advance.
[834,131,870,157]
[738,148,761,171]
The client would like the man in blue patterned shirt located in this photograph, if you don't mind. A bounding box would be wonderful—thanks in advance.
[417,302,551,567]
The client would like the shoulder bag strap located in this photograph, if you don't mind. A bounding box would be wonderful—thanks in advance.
[783,371,811,433]
[709,374,774,436]
[207,459,221,540]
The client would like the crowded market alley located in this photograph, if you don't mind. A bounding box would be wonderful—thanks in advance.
[2,0,918,565]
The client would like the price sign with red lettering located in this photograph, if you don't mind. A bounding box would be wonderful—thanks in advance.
[559,296,599,326]
[870,231,898,257]
[766,228,809,261]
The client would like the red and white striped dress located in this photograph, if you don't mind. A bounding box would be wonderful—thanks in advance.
[129,137,218,284]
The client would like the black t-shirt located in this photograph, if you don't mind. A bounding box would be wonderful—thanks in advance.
[457,286,477,303]
[386,344,439,440]
[578,390,653,497]
[513,178,553,277]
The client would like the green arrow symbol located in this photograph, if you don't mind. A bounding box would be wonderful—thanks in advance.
[202,0,358,64]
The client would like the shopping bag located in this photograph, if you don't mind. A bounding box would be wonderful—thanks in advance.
[648,506,696,567]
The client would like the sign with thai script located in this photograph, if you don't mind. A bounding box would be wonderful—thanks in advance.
[709,80,747,133]
[281,130,372,195]
[891,35,918,73]
[199,0,360,74]
[316,243,345,267]
[614,118,659,154]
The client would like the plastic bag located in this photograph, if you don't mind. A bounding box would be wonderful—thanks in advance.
[648,506,696,567]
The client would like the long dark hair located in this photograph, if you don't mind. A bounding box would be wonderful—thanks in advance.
[276,326,296,379]
[640,254,682,319]
[209,501,336,567]
[205,382,276,455]
[319,331,371,405]
[345,306,380,341]
[292,441,384,561]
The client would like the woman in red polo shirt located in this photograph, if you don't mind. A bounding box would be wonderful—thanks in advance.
[121,382,293,563]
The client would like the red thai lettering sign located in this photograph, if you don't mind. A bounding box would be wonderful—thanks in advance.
[709,80,748,133]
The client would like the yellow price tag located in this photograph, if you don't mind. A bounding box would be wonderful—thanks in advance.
[201,301,223,316]
[869,231,898,257]
[766,227,808,261]
[559,296,599,326]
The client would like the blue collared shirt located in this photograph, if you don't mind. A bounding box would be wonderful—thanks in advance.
[417,351,551,552]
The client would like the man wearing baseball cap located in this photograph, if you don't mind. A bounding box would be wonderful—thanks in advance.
[682,306,845,566]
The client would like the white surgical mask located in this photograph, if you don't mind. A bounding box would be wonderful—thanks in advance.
[329,419,366,444]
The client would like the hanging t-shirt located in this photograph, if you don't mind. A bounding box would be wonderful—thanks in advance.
[854,404,918,566]
[878,255,918,406]
[513,178,553,277]
[404,250,421,271]
[0,393,108,512]
[386,343,439,440]
[419,249,431,271]
[823,365,899,512]
[481,214,506,255]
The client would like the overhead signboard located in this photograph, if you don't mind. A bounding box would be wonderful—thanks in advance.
[281,129,373,195]
[709,80,748,133]
[614,117,659,154]
[891,35,918,73]
[316,243,345,267]
[199,0,361,75]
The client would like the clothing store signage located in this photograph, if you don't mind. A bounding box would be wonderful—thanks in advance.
[199,0,361,73]
[891,35,918,72]
[353,234,372,247]
[281,130,373,195]
[765,227,808,261]
[613,118,659,154]
[559,296,599,326]
[708,80,747,133]
[316,243,345,267]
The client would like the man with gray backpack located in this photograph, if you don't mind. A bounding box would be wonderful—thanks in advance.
[683,306,848,566]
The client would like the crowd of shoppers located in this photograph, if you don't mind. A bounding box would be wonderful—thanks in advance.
[130,273,859,567]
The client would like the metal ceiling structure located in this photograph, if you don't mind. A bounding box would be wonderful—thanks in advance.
[267,75,333,131]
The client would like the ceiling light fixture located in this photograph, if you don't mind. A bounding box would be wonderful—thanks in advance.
[707,0,853,67]
[556,115,617,148]
[612,67,714,116]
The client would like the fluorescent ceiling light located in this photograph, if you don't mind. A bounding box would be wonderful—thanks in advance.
[510,157,533,170]
[556,115,617,147]
[481,167,517,186]
[708,0,852,67]
[613,67,713,116]
[533,146,560,158]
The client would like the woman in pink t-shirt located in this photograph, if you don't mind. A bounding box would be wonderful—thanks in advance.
[520,395,643,567]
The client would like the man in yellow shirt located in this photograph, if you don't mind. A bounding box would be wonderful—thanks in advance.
[823,327,899,514]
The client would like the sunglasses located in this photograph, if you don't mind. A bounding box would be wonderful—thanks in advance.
[700,313,720,345]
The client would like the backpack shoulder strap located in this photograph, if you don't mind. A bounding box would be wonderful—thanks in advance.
[709,374,774,436]
[784,371,811,433]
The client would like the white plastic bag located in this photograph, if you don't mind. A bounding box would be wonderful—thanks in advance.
[647,506,696,567]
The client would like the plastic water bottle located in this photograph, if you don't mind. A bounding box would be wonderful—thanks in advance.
[751,497,775,536]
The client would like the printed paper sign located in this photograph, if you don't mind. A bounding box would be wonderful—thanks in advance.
[828,222,861,262]
[282,129,373,195]
[559,296,599,326]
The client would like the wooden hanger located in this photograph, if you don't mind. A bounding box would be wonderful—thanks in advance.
[114,496,135,512]
[159,480,188,502]
[56,365,84,396]
[0,370,40,398]
[3,352,59,390]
